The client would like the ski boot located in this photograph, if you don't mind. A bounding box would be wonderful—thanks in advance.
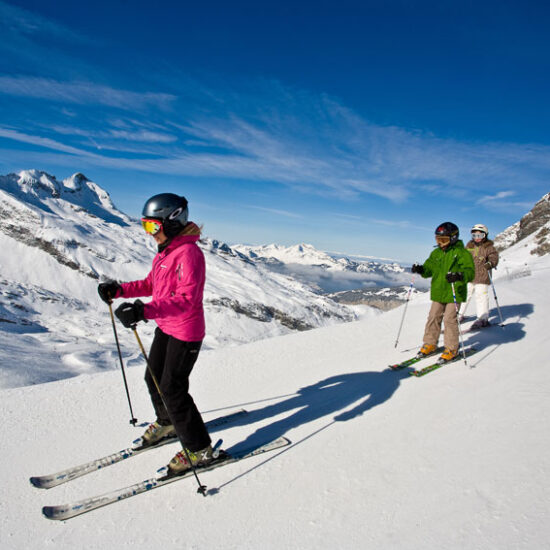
[470,318,490,329]
[438,348,458,363]
[135,421,177,449]
[416,343,437,358]
[167,444,216,475]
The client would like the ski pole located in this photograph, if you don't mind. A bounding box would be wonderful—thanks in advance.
[108,303,138,426]
[488,271,505,326]
[131,326,208,497]
[450,282,468,367]
[394,276,415,348]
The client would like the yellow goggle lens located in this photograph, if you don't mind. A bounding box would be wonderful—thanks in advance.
[141,218,162,235]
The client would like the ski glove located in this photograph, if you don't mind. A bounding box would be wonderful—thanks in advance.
[446,272,464,283]
[411,264,424,275]
[115,300,146,328]
[98,281,122,304]
[484,261,493,270]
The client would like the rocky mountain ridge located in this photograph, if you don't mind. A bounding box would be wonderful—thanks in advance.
[494,192,550,256]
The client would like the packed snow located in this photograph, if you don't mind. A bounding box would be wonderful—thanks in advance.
[0,202,549,548]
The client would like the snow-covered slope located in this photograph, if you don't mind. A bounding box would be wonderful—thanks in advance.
[0,171,365,387]
[0,204,549,549]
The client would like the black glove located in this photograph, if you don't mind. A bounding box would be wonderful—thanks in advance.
[446,272,464,283]
[115,300,146,328]
[484,261,493,270]
[98,281,122,304]
[411,264,424,275]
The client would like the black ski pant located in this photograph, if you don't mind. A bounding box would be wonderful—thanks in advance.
[145,327,211,452]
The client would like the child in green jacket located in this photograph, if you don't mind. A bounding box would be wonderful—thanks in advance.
[411,222,475,362]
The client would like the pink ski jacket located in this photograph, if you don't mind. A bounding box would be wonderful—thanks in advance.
[120,232,205,342]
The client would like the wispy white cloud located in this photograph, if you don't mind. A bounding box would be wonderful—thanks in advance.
[369,218,431,231]
[0,76,176,110]
[475,190,536,212]
[158,82,550,204]
[476,191,516,205]
[1,74,549,212]
[246,205,303,219]
[108,129,177,143]
[0,127,98,157]
[0,0,88,43]
[50,125,177,144]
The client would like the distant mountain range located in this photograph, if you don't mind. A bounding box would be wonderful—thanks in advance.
[231,242,416,309]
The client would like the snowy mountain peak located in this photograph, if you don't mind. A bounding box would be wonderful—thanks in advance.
[63,172,89,189]
[0,170,128,227]
[234,242,354,268]
[495,190,550,256]
[16,169,62,198]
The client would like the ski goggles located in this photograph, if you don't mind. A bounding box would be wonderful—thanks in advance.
[435,235,451,246]
[141,218,163,235]
[471,231,486,239]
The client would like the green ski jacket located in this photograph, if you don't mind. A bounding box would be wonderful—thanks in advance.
[421,240,475,303]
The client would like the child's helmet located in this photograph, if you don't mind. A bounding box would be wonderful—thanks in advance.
[471,223,489,237]
[435,222,459,246]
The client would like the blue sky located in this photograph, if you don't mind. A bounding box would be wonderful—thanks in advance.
[1,0,549,262]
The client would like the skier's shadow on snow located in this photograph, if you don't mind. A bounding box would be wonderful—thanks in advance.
[225,368,410,455]
[463,303,532,367]
[464,302,532,349]
[493,302,533,323]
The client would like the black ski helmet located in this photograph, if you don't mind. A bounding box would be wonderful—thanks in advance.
[142,193,189,238]
[435,222,459,246]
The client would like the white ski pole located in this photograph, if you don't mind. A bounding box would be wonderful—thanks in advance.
[394,276,415,348]
[488,271,505,326]
[451,282,468,366]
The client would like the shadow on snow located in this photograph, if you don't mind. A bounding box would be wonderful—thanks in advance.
[225,368,410,454]
[221,302,534,454]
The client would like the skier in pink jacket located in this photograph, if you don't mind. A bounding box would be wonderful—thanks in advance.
[98,193,214,475]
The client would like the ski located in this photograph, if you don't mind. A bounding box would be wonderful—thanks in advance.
[410,348,478,377]
[30,409,247,489]
[42,436,290,521]
[389,347,444,370]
